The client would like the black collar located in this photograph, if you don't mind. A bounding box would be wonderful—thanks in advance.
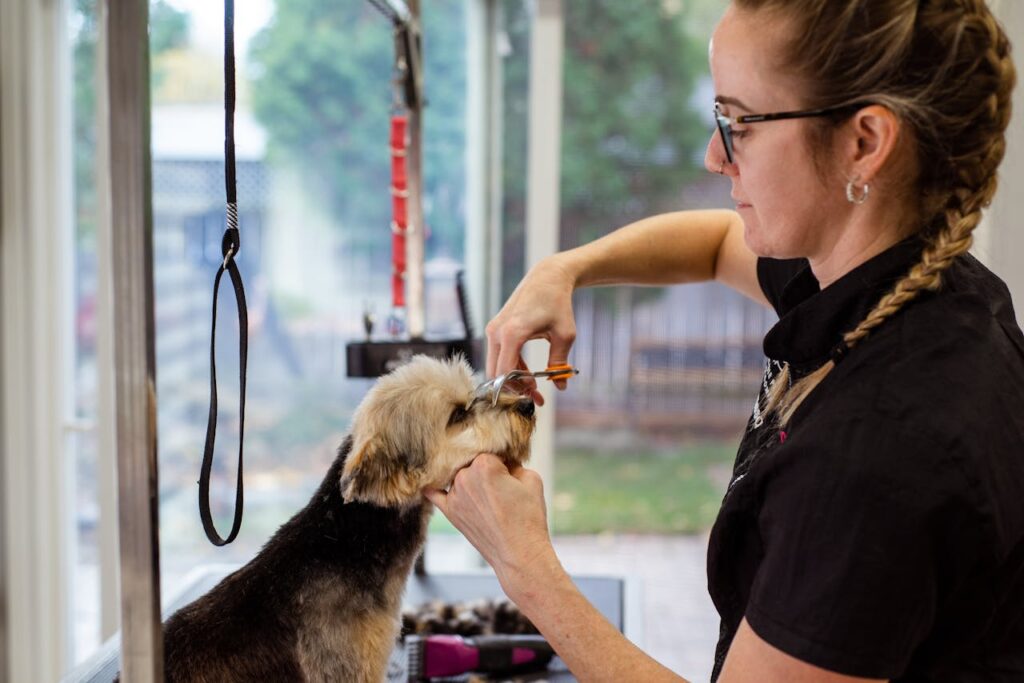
[763,236,928,371]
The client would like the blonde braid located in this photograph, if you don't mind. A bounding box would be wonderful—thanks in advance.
[752,0,1017,426]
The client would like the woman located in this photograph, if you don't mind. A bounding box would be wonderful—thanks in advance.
[426,1,1024,681]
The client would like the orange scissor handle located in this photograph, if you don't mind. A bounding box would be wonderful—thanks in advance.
[542,363,577,382]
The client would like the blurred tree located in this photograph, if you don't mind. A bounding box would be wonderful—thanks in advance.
[499,0,723,304]
[150,0,190,55]
[247,0,467,258]
[72,0,100,244]
[246,0,721,281]
[72,0,190,242]
[497,0,530,302]
[559,0,714,247]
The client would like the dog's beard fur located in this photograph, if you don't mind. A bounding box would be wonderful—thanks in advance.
[148,355,535,683]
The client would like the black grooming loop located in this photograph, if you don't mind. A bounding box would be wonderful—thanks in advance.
[200,0,249,546]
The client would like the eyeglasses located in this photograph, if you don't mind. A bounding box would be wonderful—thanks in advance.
[713,101,870,164]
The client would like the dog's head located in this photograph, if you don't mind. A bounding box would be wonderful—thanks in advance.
[340,355,537,507]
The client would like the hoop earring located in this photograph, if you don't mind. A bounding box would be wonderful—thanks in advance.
[846,178,870,204]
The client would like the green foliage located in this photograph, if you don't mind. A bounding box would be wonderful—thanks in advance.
[72,0,100,244]
[428,441,737,536]
[561,1,712,241]
[71,0,189,244]
[556,0,717,313]
[150,0,191,90]
[497,0,530,302]
[150,0,190,54]
[248,0,467,256]
[494,0,720,305]
[550,443,735,534]
[247,0,718,266]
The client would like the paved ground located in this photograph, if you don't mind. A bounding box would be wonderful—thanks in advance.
[426,533,719,682]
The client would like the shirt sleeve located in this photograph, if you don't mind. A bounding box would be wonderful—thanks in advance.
[756,257,808,315]
[744,411,990,679]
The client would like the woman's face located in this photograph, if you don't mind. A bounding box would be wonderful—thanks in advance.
[705,6,847,261]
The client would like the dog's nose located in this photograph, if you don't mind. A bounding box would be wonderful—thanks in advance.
[516,399,535,418]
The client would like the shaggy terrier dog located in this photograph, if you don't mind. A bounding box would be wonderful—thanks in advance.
[154,355,536,682]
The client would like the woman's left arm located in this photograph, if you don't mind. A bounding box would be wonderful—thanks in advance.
[425,454,686,683]
[425,454,886,683]
[720,620,887,683]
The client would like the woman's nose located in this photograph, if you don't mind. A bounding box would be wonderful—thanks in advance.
[704,132,729,175]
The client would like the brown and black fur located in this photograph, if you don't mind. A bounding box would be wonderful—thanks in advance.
[159,436,427,682]
[120,355,535,682]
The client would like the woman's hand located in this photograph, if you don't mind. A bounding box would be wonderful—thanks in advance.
[485,255,579,405]
[424,454,558,598]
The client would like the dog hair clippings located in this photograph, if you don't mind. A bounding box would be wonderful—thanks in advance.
[475,364,580,406]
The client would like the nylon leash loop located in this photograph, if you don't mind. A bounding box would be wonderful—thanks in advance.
[200,0,248,547]
[200,259,248,546]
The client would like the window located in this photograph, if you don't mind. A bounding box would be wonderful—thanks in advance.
[148,0,473,595]
[70,0,104,665]
[548,0,774,537]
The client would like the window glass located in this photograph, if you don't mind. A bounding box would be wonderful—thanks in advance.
[498,0,529,303]
[548,4,768,676]
[150,0,471,595]
[552,0,773,538]
[70,0,101,665]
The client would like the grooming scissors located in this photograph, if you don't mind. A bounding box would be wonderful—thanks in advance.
[474,364,580,406]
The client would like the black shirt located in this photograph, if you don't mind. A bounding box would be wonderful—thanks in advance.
[707,238,1024,682]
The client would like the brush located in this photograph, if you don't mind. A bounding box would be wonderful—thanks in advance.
[405,633,555,681]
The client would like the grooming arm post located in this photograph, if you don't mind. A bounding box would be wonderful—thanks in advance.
[403,0,426,340]
[107,0,164,678]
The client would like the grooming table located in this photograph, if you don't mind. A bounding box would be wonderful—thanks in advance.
[64,567,632,683]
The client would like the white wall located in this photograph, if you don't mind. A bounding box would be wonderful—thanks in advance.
[977,2,1024,320]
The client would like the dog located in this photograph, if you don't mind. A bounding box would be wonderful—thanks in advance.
[148,355,536,682]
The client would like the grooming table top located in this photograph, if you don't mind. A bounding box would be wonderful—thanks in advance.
[64,567,626,683]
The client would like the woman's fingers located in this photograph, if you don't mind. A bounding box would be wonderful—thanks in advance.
[509,465,545,498]
[485,257,578,388]
[485,318,501,379]
[428,455,550,585]
[423,487,448,514]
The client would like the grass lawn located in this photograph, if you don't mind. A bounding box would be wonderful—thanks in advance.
[552,443,736,534]
[429,441,738,536]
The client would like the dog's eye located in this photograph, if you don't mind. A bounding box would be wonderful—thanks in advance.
[448,405,470,426]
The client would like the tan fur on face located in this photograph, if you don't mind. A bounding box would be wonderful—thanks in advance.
[340,355,536,507]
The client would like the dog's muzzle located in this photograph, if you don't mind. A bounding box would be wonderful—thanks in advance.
[515,399,535,418]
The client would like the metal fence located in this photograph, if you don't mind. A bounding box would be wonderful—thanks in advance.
[560,283,776,437]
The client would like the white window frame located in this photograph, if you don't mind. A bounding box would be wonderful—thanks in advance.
[522,0,564,498]
[981,2,1024,316]
[1,0,125,678]
[467,0,566,504]
[1,0,75,679]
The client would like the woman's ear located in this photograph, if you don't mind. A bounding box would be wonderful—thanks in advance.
[844,104,903,184]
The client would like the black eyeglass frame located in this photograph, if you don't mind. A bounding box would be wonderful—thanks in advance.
[713,101,871,164]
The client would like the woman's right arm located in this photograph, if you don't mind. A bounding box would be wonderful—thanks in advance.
[562,209,762,297]
[486,209,766,385]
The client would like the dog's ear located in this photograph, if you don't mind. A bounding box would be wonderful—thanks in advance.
[340,434,421,507]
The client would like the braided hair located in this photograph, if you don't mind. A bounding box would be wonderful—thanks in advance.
[733,0,1017,425]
